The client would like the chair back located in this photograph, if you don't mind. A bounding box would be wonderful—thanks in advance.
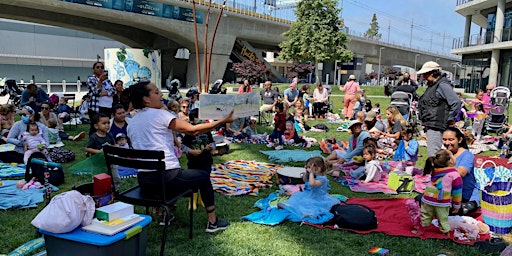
[103,145,165,196]
[62,93,77,128]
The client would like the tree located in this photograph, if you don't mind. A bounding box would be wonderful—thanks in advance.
[279,0,353,83]
[383,67,402,83]
[286,62,314,80]
[364,13,382,41]
[231,60,267,83]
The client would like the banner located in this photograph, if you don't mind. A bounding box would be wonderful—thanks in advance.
[61,0,203,23]
[199,92,260,120]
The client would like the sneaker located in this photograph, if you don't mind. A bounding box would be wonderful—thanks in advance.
[73,132,86,141]
[266,142,275,148]
[159,214,175,226]
[205,217,229,233]
[275,145,284,150]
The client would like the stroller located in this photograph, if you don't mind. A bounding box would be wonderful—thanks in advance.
[1,78,22,106]
[390,91,413,121]
[209,79,227,94]
[486,86,510,134]
[165,79,183,102]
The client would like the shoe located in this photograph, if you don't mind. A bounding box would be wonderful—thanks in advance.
[266,142,275,148]
[73,132,86,141]
[159,214,175,226]
[275,145,284,150]
[205,217,229,233]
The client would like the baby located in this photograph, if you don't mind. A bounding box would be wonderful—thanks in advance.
[16,177,42,190]
[116,133,129,149]
[23,122,50,164]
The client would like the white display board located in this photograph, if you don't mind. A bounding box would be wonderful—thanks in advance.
[104,48,162,87]
[199,92,260,120]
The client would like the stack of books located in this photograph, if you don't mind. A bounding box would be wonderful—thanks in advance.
[82,202,143,235]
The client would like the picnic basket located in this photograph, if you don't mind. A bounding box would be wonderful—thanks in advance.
[479,160,512,234]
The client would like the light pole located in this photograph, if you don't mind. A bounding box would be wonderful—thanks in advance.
[435,57,440,63]
[378,47,385,86]
[414,54,420,71]
[452,62,461,85]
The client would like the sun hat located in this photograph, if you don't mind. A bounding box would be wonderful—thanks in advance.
[347,120,362,129]
[365,111,377,122]
[416,61,442,74]
[348,74,356,80]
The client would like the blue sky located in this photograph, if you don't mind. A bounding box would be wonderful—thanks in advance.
[339,0,476,55]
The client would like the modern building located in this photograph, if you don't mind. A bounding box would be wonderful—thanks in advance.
[452,0,512,92]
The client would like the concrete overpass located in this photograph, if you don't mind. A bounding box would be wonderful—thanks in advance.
[0,0,460,86]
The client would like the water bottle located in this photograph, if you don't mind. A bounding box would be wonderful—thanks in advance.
[501,143,509,158]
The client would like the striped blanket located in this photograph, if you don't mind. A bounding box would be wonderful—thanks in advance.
[211,160,281,196]
[0,162,26,178]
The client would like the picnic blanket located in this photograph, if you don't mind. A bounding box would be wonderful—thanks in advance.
[0,162,26,178]
[259,150,323,162]
[0,143,15,152]
[307,197,490,245]
[211,160,280,196]
[0,180,58,210]
[242,191,347,225]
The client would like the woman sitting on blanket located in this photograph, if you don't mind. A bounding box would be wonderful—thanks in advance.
[326,120,370,166]
[375,106,406,154]
[416,127,479,216]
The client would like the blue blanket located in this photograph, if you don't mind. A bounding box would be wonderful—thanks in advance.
[0,162,26,178]
[259,150,323,162]
[0,180,58,210]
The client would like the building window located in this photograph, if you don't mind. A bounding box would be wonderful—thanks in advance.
[487,13,496,30]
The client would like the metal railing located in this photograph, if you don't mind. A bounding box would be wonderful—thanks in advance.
[452,28,512,49]
[456,0,474,6]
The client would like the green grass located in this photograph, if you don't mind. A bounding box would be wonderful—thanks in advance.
[0,87,504,256]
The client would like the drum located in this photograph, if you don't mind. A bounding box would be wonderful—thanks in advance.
[276,166,305,185]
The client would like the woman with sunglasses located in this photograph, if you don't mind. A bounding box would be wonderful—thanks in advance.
[87,61,114,134]
[0,106,49,163]
[38,102,85,142]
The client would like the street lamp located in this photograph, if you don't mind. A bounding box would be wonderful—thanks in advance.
[414,54,420,71]
[435,57,440,63]
[378,47,385,86]
[452,62,461,85]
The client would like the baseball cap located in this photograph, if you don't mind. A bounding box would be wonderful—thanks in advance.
[365,111,377,122]
[348,74,356,80]
[417,61,442,74]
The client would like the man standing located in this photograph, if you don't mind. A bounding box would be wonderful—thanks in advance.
[417,61,461,157]
[394,72,418,100]
[20,83,49,112]
[259,81,278,126]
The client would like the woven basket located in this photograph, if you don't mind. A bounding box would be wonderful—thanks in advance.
[479,160,512,234]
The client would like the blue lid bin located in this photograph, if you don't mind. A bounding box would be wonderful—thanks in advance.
[39,214,152,256]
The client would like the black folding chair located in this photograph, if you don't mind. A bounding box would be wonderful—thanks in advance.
[62,93,78,129]
[103,146,194,256]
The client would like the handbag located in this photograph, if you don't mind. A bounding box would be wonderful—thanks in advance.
[330,201,378,230]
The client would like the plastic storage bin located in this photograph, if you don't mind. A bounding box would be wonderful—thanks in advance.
[40,214,151,256]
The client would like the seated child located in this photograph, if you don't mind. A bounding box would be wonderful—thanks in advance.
[301,84,313,120]
[182,108,214,171]
[116,133,130,149]
[371,103,380,115]
[471,103,486,141]
[242,117,267,141]
[167,100,179,115]
[355,111,365,124]
[78,94,90,123]
[23,122,50,164]
[57,96,73,130]
[0,104,15,138]
[282,121,305,145]
[350,146,383,183]
[86,113,115,156]
[47,118,86,143]
[267,102,287,150]
[392,126,419,171]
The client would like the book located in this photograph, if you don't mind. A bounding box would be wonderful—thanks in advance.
[82,214,143,236]
[95,202,134,221]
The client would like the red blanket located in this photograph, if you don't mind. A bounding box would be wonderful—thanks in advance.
[308,198,490,245]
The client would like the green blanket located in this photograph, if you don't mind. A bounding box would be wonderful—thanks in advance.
[68,152,107,175]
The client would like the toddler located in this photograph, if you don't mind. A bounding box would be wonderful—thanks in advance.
[471,102,486,140]
[282,121,304,145]
[355,111,365,124]
[371,103,381,115]
[420,149,462,235]
[293,100,305,124]
[352,93,362,119]
[78,94,90,123]
[86,113,116,156]
[242,117,267,141]
[116,133,129,149]
[277,156,340,222]
[350,146,383,183]
[167,100,180,115]
[301,84,313,120]
[57,97,73,130]
[47,118,86,143]
[23,122,50,164]
[267,102,287,150]
[392,126,419,171]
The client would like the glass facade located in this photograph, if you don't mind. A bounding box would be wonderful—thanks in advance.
[461,52,491,93]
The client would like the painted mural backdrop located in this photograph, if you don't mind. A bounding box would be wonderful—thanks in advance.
[104,48,161,87]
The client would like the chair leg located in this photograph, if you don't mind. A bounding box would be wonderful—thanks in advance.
[189,196,193,239]
[160,205,171,256]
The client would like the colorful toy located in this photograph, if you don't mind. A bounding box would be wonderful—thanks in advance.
[368,247,389,255]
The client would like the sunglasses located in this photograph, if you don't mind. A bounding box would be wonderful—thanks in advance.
[95,66,105,69]
[181,106,189,109]
[42,107,50,110]
[20,113,27,117]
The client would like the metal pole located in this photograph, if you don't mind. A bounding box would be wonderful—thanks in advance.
[378,47,385,86]
[414,54,420,71]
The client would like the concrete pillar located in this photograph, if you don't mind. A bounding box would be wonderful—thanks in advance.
[464,15,472,47]
[495,0,505,43]
[490,49,500,86]
[186,53,231,90]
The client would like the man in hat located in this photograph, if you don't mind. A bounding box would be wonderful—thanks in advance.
[20,83,49,112]
[326,120,370,166]
[417,61,461,157]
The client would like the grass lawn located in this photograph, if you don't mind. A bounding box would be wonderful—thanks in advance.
[0,85,504,256]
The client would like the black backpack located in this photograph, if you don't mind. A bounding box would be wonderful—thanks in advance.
[25,152,65,186]
[330,202,378,230]
[313,124,329,132]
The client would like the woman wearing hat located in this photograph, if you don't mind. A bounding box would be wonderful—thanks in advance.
[339,74,362,120]
[417,61,461,157]
[326,120,370,166]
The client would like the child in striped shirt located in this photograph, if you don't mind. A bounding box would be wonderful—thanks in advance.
[421,149,463,234]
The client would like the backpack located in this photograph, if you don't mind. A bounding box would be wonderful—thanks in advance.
[313,124,329,131]
[330,202,377,230]
[25,152,65,186]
